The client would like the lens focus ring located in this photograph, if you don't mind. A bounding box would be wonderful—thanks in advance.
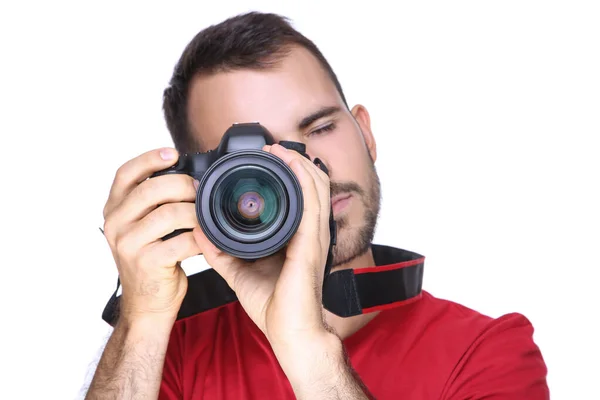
[213,165,287,243]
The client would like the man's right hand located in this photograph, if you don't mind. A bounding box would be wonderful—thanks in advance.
[86,147,199,399]
[101,147,201,324]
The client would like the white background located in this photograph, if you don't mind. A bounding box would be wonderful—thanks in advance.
[1,1,598,399]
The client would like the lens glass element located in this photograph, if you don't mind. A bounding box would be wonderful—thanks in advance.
[212,165,287,242]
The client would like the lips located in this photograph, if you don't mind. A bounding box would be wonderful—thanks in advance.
[331,193,352,214]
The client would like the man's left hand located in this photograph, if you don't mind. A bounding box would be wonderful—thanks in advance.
[193,142,335,357]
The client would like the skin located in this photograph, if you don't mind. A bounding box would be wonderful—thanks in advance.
[86,46,381,399]
[188,45,382,340]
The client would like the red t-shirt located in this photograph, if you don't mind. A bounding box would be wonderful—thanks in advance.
[159,290,549,399]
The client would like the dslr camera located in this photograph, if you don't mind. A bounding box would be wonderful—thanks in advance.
[152,122,335,260]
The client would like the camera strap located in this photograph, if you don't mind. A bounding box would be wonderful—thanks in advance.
[101,244,424,326]
[101,154,424,326]
[312,156,424,317]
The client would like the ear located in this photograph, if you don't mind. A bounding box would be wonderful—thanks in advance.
[351,104,377,162]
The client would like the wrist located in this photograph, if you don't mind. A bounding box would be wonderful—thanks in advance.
[87,311,175,398]
[278,331,347,393]
[116,313,176,345]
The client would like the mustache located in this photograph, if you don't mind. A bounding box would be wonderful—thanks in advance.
[330,181,364,198]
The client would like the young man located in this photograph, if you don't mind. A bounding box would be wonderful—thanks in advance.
[87,12,549,400]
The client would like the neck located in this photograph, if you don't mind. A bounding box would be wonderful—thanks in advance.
[324,246,381,340]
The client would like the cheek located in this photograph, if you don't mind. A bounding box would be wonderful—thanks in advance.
[309,131,371,182]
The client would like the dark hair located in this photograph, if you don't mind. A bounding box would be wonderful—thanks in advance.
[162,11,348,152]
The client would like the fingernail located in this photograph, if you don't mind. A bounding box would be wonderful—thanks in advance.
[160,148,175,160]
[193,179,200,191]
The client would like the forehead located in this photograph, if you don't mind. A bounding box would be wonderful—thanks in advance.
[187,46,343,149]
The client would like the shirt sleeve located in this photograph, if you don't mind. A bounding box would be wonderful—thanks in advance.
[441,312,550,399]
[159,323,184,400]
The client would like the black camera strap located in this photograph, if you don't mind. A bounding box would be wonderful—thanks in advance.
[101,150,424,326]
[101,244,424,326]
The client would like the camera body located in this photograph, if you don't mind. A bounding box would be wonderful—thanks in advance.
[101,123,426,327]
[152,122,332,260]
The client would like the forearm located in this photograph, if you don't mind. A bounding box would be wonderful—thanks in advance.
[279,332,373,400]
[85,317,174,400]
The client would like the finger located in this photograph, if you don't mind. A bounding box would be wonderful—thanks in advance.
[296,156,332,250]
[263,143,322,180]
[272,157,328,315]
[104,147,179,219]
[268,144,331,247]
[191,226,223,263]
[298,153,330,218]
[268,144,330,198]
[295,156,331,246]
[119,202,199,252]
[271,143,329,184]
[104,174,197,241]
[281,157,323,267]
[191,226,244,289]
[138,230,201,269]
[264,144,323,243]
[300,154,330,186]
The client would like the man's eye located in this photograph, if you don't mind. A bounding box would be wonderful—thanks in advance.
[310,123,336,136]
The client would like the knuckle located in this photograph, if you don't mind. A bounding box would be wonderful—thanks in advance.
[150,236,185,268]
[142,207,161,229]
[114,163,130,186]
[134,178,155,203]
[157,203,177,222]
[164,242,180,263]
[187,204,199,224]
[102,218,117,242]
[314,166,328,182]
[175,175,195,195]
[162,234,193,265]
[186,175,198,194]
[116,233,138,261]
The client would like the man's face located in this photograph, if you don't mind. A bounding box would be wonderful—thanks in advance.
[187,46,381,268]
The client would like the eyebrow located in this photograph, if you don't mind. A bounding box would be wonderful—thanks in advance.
[298,106,341,130]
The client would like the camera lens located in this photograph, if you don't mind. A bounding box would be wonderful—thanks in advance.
[197,150,303,260]
[212,165,287,242]
[236,191,265,221]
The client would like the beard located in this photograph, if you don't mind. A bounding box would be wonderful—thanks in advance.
[329,158,381,267]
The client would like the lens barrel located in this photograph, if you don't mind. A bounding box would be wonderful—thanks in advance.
[196,150,303,259]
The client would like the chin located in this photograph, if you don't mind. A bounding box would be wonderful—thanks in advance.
[330,222,371,268]
[329,165,382,268]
